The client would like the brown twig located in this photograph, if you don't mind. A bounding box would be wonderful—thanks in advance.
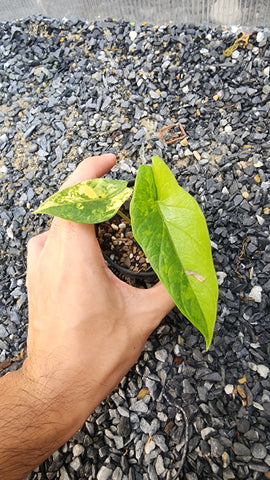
[0,347,25,374]
[235,237,250,278]
[223,30,257,57]
[159,122,187,145]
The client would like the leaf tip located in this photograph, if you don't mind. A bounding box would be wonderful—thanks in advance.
[33,207,41,215]
[205,336,212,351]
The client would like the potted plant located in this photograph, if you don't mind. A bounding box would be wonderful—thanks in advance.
[34,156,218,349]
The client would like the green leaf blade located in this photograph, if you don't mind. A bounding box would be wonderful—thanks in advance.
[34,178,133,224]
[130,156,218,349]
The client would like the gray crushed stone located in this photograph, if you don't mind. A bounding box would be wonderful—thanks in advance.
[0,15,269,480]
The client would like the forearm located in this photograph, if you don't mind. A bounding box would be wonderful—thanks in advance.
[0,367,84,480]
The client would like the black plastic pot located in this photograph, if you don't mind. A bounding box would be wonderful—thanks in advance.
[103,251,157,281]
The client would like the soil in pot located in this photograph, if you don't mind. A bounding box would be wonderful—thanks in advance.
[96,198,157,283]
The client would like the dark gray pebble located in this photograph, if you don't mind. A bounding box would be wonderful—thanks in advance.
[251,443,267,459]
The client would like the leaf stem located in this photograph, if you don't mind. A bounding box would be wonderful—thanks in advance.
[118,209,131,224]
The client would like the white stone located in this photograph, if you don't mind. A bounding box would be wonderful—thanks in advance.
[155,454,165,475]
[72,444,84,457]
[6,226,14,240]
[0,165,8,174]
[248,363,269,379]
[120,161,132,173]
[0,133,8,144]
[232,50,240,59]
[253,402,264,411]
[229,235,237,244]
[155,349,167,362]
[117,405,129,417]
[97,466,113,480]
[224,384,234,395]
[70,457,81,471]
[129,30,137,41]
[217,271,227,285]
[157,411,167,422]
[59,467,69,480]
[261,181,270,191]
[249,285,262,303]
[256,31,265,43]
[114,436,124,449]
[224,124,232,134]
[201,427,216,440]
[256,214,264,225]
[257,364,269,379]
[200,48,209,56]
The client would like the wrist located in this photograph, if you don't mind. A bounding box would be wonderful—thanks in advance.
[20,359,88,441]
[0,366,87,480]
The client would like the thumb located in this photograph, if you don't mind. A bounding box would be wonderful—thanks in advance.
[60,153,116,191]
[147,281,175,326]
[129,281,175,336]
[26,231,48,287]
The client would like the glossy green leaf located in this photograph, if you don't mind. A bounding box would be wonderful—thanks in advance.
[130,156,218,349]
[34,178,132,224]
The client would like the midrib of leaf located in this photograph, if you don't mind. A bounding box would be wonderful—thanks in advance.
[158,201,211,257]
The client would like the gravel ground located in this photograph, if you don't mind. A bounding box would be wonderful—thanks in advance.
[0,15,270,480]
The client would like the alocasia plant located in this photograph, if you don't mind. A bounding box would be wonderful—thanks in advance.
[34,156,218,349]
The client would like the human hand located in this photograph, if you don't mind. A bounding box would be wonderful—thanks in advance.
[24,153,174,426]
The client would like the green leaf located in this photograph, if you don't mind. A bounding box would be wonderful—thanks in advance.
[34,178,133,224]
[130,156,218,349]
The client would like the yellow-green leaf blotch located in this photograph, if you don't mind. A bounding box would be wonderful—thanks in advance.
[34,178,132,224]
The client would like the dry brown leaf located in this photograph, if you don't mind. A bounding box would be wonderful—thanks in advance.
[254,173,261,183]
[193,151,201,161]
[144,436,156,454]
[137,387,150,400]
[173,357,183,364]
[164,421,174,435]
[236,384,246,399]
[238,373,247,384]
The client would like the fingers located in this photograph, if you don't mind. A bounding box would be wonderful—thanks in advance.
[26,232,48,286]
[41,153,115,248]
[126,280,175,336]
[27,231,48,260]
[60,153,116,190]
[28,154,116,266]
